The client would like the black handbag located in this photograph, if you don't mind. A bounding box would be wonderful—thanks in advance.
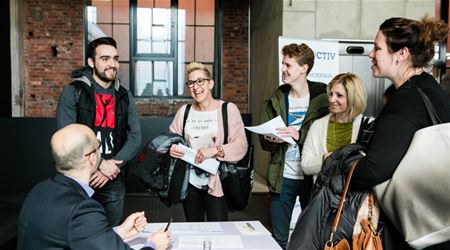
[219,102,254,211]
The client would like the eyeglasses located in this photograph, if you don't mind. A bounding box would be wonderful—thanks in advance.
[185,78,210,88]
[84,139,101,157]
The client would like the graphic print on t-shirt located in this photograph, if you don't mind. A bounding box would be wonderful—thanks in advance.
[184,109,218,145]
[288,111,306,129]
[184,108,218,188]
[94,93,116,158]
[284,95,309,179]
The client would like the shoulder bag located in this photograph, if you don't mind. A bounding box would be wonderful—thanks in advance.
[219,102,254,211]
[373,87,450,249]
[325,160,383,250]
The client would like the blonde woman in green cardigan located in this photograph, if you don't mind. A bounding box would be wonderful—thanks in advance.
[301,73,368,179]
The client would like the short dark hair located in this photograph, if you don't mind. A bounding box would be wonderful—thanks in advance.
[86,37,117,65]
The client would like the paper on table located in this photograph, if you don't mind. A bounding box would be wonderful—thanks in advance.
[143,222,223,234]
[125,236,147,247]
[176,143,220,175]
[245,116,296,145]
[178,235,243,249]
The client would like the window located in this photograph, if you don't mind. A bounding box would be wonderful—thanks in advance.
[85,0,218,98]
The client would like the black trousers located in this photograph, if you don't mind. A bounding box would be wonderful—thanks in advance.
[182,184,228,222]
[92,175,125,226]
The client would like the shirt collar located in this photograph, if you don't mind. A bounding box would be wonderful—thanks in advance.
[65,175,95,197]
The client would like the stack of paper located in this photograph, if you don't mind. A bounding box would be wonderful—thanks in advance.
[245,116,296,145]
[176,144,220,175]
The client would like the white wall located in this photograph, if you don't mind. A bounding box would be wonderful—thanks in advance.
[282,0,435,40]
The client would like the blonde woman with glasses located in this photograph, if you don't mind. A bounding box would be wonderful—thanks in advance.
[168,62,248,222]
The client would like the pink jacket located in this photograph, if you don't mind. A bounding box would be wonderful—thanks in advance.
[169,100,248,197]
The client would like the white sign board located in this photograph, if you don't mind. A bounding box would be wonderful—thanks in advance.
[278,36,339,85]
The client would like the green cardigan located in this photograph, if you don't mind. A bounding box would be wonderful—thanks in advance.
[259,81,329,193]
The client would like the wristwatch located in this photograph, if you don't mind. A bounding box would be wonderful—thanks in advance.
[216,145,225,157]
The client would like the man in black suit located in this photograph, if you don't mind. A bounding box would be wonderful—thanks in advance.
[17,124,171,250]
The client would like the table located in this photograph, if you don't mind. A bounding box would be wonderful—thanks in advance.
[126,220,282,250]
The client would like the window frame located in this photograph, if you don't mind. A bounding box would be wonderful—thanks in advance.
[83,0,222,99]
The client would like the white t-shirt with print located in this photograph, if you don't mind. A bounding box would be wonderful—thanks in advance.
[184,108,218,188]
[283,94,309,179]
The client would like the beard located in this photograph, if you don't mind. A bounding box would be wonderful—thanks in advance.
[94,66,117,83]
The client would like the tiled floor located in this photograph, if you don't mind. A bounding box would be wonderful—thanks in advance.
[0,192,271,249]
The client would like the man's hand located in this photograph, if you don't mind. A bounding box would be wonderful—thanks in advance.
[264,135,284,144]
[90,170,109,188]
[148,229,171,250]
[99,159,122,179]
[116,211,147,240]
[169,144,184,159]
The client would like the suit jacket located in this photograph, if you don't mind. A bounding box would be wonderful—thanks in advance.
[17,173,153,250]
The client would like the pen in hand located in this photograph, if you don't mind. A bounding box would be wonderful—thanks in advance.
[164,218,173,232]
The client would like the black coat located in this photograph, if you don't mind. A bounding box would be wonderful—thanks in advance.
[129,132,190,206]
[288,143,368,250]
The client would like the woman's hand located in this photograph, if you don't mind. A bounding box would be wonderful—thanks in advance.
[195,147,217,164]
[276,126,300,141]
[322,152,332,161]
[169,144,184,159]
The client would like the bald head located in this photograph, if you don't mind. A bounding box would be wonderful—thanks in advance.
[51,124,97,172]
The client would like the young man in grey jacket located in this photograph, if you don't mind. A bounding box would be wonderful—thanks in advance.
[56,37,141,226]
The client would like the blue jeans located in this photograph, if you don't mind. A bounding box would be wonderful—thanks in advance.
[270,178,307,250]
[92,175,125,226]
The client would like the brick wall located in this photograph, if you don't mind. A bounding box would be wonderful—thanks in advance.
[22,0,249,117]
[23,0,83,117]
[221,0,249,113]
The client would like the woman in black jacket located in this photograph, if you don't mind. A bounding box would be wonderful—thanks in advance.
[351,16,450,249]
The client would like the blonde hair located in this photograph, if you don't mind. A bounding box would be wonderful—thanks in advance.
[186,62,212,78]
[327,73,367,119]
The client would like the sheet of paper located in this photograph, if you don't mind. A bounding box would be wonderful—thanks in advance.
[245,116,296,145]
[125,236,147,246]
[143,222,224,234]
[177,143,220,175]
[177,235,243,249]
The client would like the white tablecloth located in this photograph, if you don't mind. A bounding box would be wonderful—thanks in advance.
[126,220,281,250]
